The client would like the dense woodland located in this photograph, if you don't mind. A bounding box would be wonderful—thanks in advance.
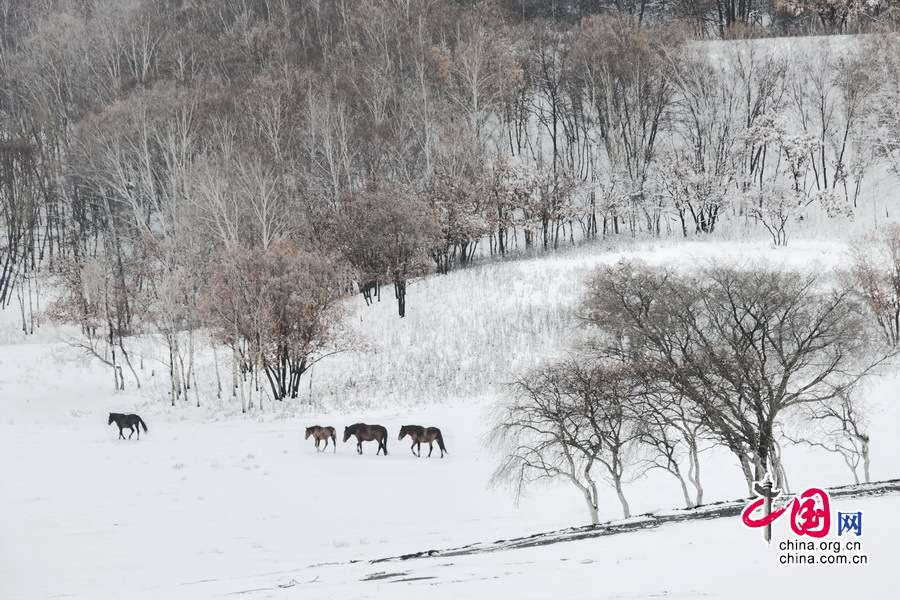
[3,0,900,411]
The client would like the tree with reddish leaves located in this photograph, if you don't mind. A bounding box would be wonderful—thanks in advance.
[334,183,440,318]
[202,239,351,408]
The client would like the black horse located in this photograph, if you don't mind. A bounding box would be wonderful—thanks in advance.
[343,423,388,455]
[398,425,448,458]
[108,413,148,440]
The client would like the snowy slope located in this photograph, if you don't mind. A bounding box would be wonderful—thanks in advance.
[2,239,898,599]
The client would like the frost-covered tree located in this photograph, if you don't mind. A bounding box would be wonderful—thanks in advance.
[845,224,900,346]
[661,43,743,236]
[786,43,876,209]
[776,0,897,33]
[741,115,848,245]
[571,15,675,236]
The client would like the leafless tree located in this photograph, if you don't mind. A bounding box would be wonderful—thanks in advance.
[583,258,892,492]
[632,385,708,508]
[786,391,872,484]
[786,42,876,210]
[867,33,900,195]
[845,224,900,346]
[134,232,208,407]
[571,16,675,236]
[0,140,40,313]
[490,358,645,524]
[660,43,742,236]
[45,242,142,391]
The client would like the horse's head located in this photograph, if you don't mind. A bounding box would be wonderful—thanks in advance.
[398,425,409,441]
[343,426,352,442]
[108,413,114,425]
[304,427,314,440]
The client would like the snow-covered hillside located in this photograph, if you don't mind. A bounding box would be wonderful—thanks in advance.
[2,239,898,599]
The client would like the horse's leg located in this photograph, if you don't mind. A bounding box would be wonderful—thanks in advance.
[128,425,135,439]
[427,442,434,458]
[332,436,336,453]
[410,441,417,456]
[357,440,362,454]
[323,437,329,452]
[118,426,125,440]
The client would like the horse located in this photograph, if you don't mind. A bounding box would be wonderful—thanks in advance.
[343,423,388,455]
[398,425,448,458]
[305,425,337,453]
[108,413,148,440]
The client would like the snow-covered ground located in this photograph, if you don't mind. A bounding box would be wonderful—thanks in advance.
[2,240,898,599]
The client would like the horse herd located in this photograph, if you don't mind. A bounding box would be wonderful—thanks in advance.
[108,413,448,458]
[307,423,448,458]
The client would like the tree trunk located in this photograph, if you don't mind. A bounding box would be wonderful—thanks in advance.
[614,478,630,519]
[687,438,704,506]
[394,278,406,318]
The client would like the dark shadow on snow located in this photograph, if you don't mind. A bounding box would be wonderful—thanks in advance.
[370,479,900,564]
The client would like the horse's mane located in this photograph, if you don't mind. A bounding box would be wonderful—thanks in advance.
[345,423,364,434]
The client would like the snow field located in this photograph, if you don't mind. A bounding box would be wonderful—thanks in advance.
[2,239,899,598]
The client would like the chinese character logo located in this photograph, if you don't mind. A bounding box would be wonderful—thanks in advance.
[837,511,863,537]
[742,476,832,543]
[789,488,831,538]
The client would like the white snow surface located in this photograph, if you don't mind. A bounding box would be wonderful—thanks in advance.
[2,240,898,599]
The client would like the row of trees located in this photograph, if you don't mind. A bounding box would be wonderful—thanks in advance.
[491,240,900,523]
[3,1,900,407]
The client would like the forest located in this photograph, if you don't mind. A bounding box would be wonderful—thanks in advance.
[3,0,900,409]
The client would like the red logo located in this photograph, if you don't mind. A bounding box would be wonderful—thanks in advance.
[743,487,831,538]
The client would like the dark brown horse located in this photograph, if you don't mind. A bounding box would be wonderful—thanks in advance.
[305,426,336,452]
[398,425,447,458]
[343,423,388,455]
[108,413,148,440]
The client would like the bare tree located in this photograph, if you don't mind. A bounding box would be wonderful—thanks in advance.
[868,33,900,197]
[740,115,843,246]
[633,386,708,508]
[661,43,742,236]
[786,42,876,210]
[490,358,645,524]
[571,16,675,236]
[134,231,209,407]
[583,258,892,491]
[786,391,872,484]
[0,139,40,315]
[45,243,142,391]
[845,224,900,346]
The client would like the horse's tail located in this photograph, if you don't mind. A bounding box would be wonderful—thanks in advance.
[138,416,148,432]
[436,429,448,455]
[380,426,389,455]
